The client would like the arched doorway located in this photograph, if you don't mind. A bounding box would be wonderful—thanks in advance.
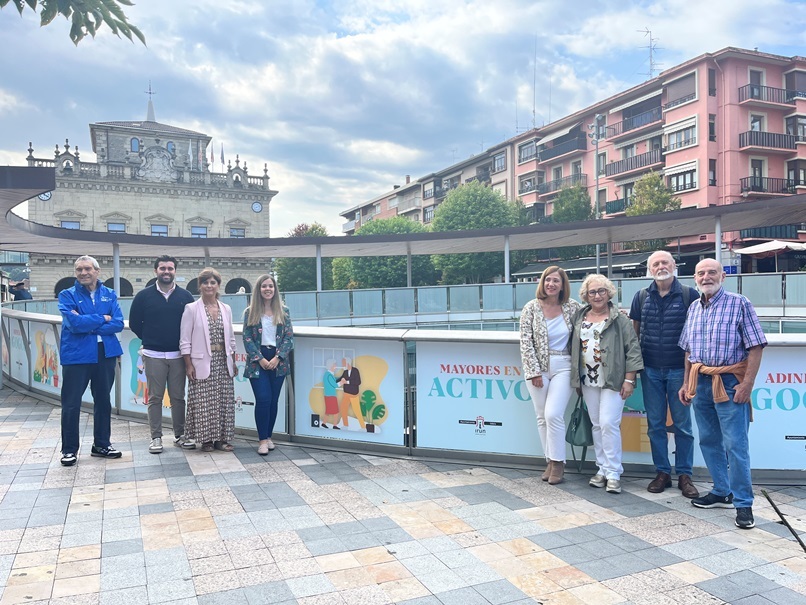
[103,278,133,297]
[54,277,75,297]
[186,278,199,295]
[225,278,251,294]
[146,278,157,288]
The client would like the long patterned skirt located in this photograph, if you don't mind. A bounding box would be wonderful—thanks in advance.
[186,351,235,444]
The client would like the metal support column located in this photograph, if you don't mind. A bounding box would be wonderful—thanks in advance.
[316,244,322,292]
[504,236,511,284]
[406,245,412,288]
[112,243,121,295]
[714,216,722,263]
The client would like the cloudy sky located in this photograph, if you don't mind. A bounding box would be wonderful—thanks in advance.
[1,0,804,237]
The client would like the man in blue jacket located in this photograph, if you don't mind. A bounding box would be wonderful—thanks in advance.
[58,255,125,466]
[630,251,699,498]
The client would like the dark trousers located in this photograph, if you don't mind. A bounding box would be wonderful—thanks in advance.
[60,343,117,455]
[248,345,285,439]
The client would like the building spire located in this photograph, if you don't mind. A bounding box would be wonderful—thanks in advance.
[145,81,156,122]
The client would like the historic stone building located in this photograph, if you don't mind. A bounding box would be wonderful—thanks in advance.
[25,100,278,297]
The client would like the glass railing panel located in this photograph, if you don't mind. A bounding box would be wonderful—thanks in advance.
[740,274,782,306]
[221,294,248,322]
[448,286,481,312]
[385,288,415,315]
[619,278,643,309]
[515,283,535,311]
[785,273,806,308]
[417,287,448,313]
[318,291,351,318]
[782,320,806,333]
[283,292,318,319]
[723,275,739,294]
[482,284,513,311]
[352,289,383,317]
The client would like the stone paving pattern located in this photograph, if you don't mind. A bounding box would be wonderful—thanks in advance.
[1,388,805,605]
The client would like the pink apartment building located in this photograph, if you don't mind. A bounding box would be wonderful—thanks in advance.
[341,47,806,272]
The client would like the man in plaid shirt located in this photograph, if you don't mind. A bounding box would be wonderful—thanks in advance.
[678,259,766,529]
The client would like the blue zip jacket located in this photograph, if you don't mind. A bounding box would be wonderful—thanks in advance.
[58,280,124,365]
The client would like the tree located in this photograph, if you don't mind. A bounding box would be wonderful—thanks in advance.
[274,223,333,292]
[347,217,437,288]
[431,181,520,284]
[1,0,145,45]
[330,257,357,290]
[625,172,681,251]
[550,184,595,260]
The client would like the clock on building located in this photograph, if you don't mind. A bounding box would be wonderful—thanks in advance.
[38,191,52,201]
[251,201,263,213]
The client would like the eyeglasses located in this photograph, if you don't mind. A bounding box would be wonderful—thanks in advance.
[588,288,609,298]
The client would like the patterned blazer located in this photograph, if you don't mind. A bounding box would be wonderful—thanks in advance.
[242,307,294,379]
[519,297,580,380]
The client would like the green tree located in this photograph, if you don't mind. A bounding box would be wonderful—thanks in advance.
[625,172,681,251]
[330,257,357,290]
[550,185,595,260]
[431,181,520,284]
[350,217,437,288]
[274,223,333,292]
[1,0,145,45]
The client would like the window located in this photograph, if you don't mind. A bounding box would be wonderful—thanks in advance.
[708,68,717,96]
[388,196,398,209]
[61,220,80,230]
[649,135,663,151]
[597,189,607,215]
[151,224,168,237]
[443,176,460,190]
[709,159,717,186]
[596,152,606,176]
[424,207,434,223]
[668,170,696,192]
[130,138,139,152]
[107,222,126,234]
[571,160,582,175]
[373,203,381,215]
[552,166,562,182]
[166,141,176,154]
[750,114,764,132]
[749,159,765,191]
[709,114,716,142]
[623,183,635,202]
[622,145,635,160]
[424,187,434,199]
[518,140,537,163]
[786,116,806,137]
[191,226,207,238]
[493,152,506,173]
[667,126,696,151]
[519,176,536,194]
[596,117,607,140]
[230,228,245,238]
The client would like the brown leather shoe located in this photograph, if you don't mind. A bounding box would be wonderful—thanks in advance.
[542,460,552,482]
[647,472,672,493]
[678,474,699,499]
[548,461,564,485]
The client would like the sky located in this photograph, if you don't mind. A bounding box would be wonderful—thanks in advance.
[1,0,804,238]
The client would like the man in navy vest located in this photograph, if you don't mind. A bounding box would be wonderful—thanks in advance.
[629,251,699,498]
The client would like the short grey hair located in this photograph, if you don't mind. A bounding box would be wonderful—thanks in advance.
[647,250,675,266]
[74,255,100,270]
[343,357,352,366]
[579,273,617,303]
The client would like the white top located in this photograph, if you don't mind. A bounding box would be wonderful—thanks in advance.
[580,319,607,387]
[546,314,570,352]
[260,315,276,347]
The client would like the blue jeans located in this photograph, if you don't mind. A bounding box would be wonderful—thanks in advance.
[641,366,694,476]
[60,344,117,455]
[248,346,285,440]
[692,373,753,508]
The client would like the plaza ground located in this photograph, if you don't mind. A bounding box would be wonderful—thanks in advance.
[0,387,805,605]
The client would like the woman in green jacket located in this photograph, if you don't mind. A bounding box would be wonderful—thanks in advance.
[571,274,643,494]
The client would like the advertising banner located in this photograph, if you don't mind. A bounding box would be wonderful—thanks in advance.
[294,337,405,446]
[415,341,542,456]
[2,317,9,376]
[7,319,29,385]
[28,321,62,396]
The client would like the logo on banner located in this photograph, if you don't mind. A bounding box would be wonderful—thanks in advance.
[458,415,502,435]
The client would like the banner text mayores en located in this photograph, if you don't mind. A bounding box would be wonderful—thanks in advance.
[428,364,530,401]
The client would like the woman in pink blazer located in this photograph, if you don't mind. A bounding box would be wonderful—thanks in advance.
[180,268,238,452]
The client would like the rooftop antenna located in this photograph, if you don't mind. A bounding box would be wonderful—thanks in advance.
[532,36,537,129]
[451,147,458,163]
[638,28,662,79]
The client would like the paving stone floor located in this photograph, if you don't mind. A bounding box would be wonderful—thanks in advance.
[0,387,805,605]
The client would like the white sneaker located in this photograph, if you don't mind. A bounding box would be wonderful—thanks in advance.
[174,435,196,450]
[149,438,163,454]
[606,479,622,494]
[589,474,606,488]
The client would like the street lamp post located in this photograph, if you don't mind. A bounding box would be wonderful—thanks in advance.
[588,114,604,274]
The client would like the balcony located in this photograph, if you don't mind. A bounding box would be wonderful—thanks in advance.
[606,106,663,139]
[669,181,697,193]
[605,198,631,215]
[738,84,805,107]
[605,149,663,177]
[739,176,799,195]
[476,167,492,183]
[537,173,587,195]
[397,198,421,213]
[342,219,356,233]
[740,225,800,240]
[664,136,696,153]
[663,93,696,111]
[538,136,586,162]
[739,131,797,152]
[518,181,538,195]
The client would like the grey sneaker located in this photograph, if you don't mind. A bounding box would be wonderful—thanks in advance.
[174,435,196,450]
[149,438,163,454]
[589,474,606,488]
[735,507,755,529]
[606,479,622,494]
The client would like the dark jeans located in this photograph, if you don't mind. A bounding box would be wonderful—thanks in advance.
[248,345,285,440]
[61,343,118,455]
